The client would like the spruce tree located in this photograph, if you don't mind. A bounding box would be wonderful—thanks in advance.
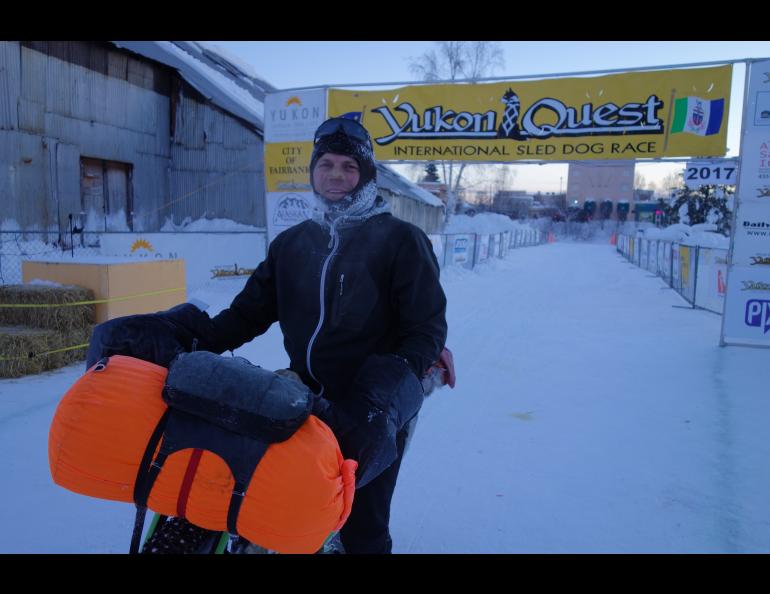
[659,185,733,234]
[423,163,440,183]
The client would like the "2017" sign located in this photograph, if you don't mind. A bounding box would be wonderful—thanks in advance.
[684,160,739,188]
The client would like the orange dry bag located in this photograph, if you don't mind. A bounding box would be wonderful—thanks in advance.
[48,354,357,554]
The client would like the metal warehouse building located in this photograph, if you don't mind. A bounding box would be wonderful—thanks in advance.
[0,40,444,243]
[0,41,274,236]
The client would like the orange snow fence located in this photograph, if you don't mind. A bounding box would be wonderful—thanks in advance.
[610,232,618,245]
[48,355,357,554]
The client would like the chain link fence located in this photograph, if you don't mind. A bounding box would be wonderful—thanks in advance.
[0,231,103,285]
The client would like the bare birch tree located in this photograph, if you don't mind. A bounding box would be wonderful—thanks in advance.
[409,41,505,224]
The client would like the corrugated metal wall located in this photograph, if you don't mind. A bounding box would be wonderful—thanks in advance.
[0,41,265,234]
[382,189,444,235]
[168,85,264,228]
[0,41,20,130]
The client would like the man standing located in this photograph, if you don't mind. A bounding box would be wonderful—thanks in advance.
[207,117,447,553]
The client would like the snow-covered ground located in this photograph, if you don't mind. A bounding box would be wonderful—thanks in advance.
[1,241,768,553]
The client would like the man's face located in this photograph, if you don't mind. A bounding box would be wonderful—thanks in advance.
[312,153,360,201]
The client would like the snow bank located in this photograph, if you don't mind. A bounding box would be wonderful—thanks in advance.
[1,219,22,232]
[639,223,729,249]
[684,232,730,249]
[161,217,263,233]
[444,213,532,235]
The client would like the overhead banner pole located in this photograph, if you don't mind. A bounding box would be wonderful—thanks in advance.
[720,59,770,348]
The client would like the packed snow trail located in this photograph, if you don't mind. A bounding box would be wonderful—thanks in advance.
[391,242,770,553]
[1,242,768,552]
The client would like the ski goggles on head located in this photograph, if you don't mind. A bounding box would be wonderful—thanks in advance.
[314,117,373,150]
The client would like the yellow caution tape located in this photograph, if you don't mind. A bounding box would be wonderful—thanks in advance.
[0,286,185,308]
[0,342,89,361]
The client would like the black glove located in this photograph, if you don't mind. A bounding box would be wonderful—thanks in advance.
[313,354,424,489]
[86,303,217,369]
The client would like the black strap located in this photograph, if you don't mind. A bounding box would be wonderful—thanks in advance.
[133,409,171,507]
[129,410,171,554]
[227,482,248,536]
[131,408,269,545]
[129,506,148,555]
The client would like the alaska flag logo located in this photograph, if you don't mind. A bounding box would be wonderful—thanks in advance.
[339,112,363,122]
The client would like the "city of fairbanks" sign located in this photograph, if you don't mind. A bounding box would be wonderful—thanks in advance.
[327,64,732,162]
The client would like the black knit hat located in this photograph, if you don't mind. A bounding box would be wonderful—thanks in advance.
[310,118,377,195]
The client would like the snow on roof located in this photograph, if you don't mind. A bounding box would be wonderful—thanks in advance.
[376,164,445,208]
[111,41,269,131]
[191,42,275,94]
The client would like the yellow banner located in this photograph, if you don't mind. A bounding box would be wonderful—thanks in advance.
[264,141,313,192]
[327,65,732,162]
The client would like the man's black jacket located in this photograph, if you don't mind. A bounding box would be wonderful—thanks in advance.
[85,210,447,487]
[207,212,447,405]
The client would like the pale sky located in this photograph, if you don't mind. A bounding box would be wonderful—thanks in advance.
[210,41,770,194]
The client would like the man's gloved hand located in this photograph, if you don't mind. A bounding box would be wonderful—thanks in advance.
[314,354,424,489]
[86,302,217,369]
[272,357,424,489]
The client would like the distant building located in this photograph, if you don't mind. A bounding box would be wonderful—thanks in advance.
[492,190,534,219]
[633,189,655,202]
[378,165,445,234]
[566,162,635,220]
[531,192,567,219]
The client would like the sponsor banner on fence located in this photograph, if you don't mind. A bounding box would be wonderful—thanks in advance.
[695,248,728,313]
[489,234,499,258]
[672,244,681,287]
[478,235,490,262]
[99,232,267,293]
[657,241,665,275]
[450,235,472,265]
[680,245,693,293]
[722,59,770,347]
[266,192,315,242]
[649,240,658,272]
[327,65,731,162]
[732,201,770,266]
[722,267,770,345]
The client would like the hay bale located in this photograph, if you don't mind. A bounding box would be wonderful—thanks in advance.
[0,324,93,378]
[0,284,95,332]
